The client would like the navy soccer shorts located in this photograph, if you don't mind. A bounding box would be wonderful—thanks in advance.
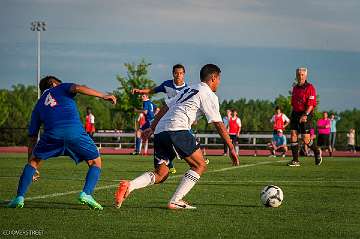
[153,130,200,168]
[32,131,100,164]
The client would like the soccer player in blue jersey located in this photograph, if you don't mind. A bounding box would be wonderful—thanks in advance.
[132,64,187,173]
[133,94,158,155]
[7,76,116,209]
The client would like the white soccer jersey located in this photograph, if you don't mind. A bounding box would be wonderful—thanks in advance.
[155,82,222,134]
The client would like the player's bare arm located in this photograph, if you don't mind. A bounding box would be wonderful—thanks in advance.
[237,127,241,137]
[132,88,154,95]
[71,84,117,104]
[213,121,240,166]
[300,105,314,123]
[284,121,289,129]
[134,109,147,114]
[141,105,169,140]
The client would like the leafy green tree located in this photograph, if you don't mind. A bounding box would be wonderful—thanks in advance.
[0,90,10,127]
[113,59,156,130]
[274,95,291,116]
[0,85,37,145]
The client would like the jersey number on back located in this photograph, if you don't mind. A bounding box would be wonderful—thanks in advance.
[176,88,199,103]
[44,93,58,107]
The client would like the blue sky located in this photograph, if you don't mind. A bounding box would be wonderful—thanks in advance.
[0,0,359,111]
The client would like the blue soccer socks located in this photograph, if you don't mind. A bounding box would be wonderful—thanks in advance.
[16,164,36,197]
[82,165,101,195]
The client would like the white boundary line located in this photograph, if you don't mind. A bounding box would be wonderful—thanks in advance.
[179,180,360,183]
[24,160,282,201]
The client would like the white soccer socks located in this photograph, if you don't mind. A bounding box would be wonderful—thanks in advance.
[169,169,200,203]
[128,172,156,193]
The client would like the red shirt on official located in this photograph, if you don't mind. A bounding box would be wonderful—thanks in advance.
[291,82,317,113]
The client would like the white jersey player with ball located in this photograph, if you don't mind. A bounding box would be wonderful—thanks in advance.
[115,64,239,210]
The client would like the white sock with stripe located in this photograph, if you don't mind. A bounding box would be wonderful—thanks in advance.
[170,169,200,203]
[128,172,155,193]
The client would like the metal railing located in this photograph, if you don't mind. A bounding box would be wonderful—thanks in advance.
[0,128,357,151]
[92,131,287,149]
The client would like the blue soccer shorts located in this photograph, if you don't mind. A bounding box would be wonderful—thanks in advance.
[32,131,99,164]
[153,130,200,168]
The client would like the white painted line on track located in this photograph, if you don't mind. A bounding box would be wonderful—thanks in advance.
[24,160,282,201]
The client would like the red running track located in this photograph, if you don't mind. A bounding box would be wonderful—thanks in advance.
[0,146,359,157]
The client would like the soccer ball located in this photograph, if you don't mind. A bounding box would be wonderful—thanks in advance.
[260,185,284,208]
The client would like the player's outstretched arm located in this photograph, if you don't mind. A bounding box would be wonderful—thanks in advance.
[72,84,117,104]
[71,84,117,104]
[131,88,153,95]
[141,105,169,141]
[213,121,240,166]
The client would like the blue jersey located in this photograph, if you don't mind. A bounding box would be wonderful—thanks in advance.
[272,134,287,147]
[143,100,157,123]
[153,80,187,99]
[28,83,84,138]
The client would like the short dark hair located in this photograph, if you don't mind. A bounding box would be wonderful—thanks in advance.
[200,64,221,82]
[172,64,185,74]
[39,75,61,94]
[275,106,281,111]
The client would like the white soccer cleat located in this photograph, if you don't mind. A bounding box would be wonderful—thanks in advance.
[168,200,197,210]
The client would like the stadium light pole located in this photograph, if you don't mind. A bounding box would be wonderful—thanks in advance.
[30,21,46,99]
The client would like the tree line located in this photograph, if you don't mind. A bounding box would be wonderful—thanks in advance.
[0,60,359,147]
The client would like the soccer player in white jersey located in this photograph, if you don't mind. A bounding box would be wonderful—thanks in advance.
[132,64,187,173]
[115,64,239,210]
[132,64,187,99]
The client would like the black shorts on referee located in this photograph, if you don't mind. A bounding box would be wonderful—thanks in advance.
[290,111,313,134]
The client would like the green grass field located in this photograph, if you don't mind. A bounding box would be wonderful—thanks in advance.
[1,154,360,239]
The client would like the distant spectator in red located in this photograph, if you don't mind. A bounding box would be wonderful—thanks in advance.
[228,109,241,155]
[85,107,95,138]
[317,111,332,156]
[270,106,290,135]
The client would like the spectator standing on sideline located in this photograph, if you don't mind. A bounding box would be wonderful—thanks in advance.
[270,106,290,135]
[228,110,241,155]
[347,128,356,152]
[330,113,340,151]
[317,111,332,156]
[85,107,95,138]
[222,109,232,156]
